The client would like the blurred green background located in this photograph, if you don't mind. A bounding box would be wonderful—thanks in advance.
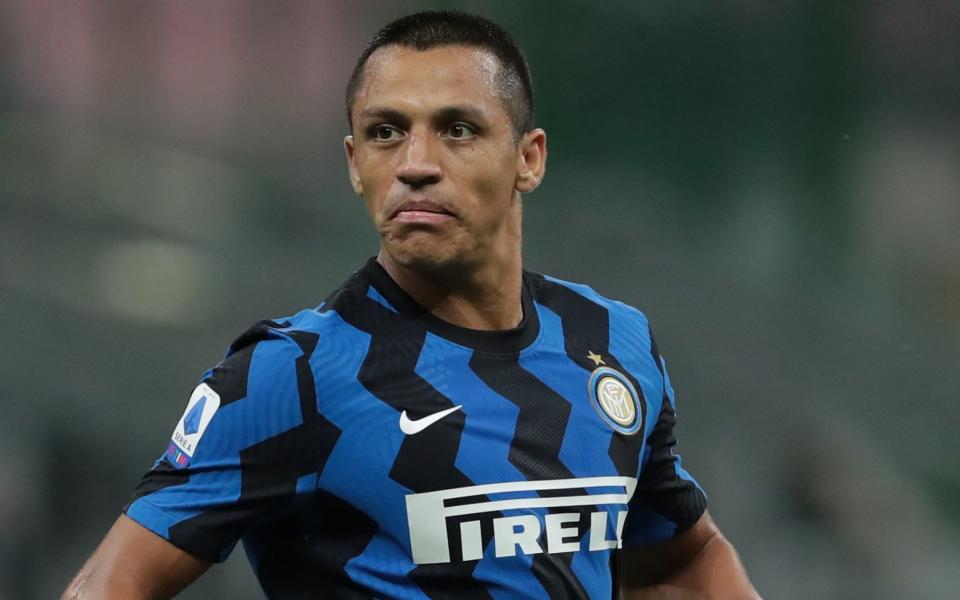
[2,1,958,598]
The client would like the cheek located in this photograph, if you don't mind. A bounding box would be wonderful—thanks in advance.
[355,158,394,217]
[462,148,517,205]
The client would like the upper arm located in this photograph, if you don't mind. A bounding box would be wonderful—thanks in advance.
[67,323,321,597]
[620,510,719,588]
[621,351,708,547]
[621,511,760,599]
[617,340,758,598]
[124,329,319,563]
[63,514,211,600]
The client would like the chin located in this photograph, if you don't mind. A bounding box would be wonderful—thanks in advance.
[384,237,471,274]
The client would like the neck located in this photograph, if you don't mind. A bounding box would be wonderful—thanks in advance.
[376,249,524,331]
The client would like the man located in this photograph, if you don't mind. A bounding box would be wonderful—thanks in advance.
[65,11,759,599]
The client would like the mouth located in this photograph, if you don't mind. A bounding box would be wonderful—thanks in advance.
[388,199,456,223]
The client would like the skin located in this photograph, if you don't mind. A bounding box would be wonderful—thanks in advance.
[345,45,545,331]
[622,511,760,599]
[62,514,210,599]
[62,44,759,600]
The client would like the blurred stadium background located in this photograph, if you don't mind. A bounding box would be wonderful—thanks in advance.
[2,1,958,598]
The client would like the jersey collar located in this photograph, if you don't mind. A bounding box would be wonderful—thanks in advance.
[361,257,540,354]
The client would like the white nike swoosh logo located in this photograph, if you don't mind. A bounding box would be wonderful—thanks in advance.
[399,405,462,435]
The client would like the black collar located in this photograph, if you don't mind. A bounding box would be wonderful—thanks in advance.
[361,257,540,354]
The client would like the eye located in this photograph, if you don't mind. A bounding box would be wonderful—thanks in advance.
[444,122,477,140]
[370,124,402,141]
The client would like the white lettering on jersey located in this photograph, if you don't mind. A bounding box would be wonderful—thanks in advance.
[405,476,637,564]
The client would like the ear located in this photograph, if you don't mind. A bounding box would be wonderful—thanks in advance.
[344,135,364,196]
[515,128,547,194]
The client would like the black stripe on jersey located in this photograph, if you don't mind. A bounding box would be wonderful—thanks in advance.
[165,331,346,562]
[469,355,578,482]
[249,332,378,598]
[609,551,621,600]
[326,284,474,496]
[204,343,253,408]
[126,324,273,505]
[648,328,664,376]
[205,320,290,409]
[469,354,591,600]
[327,282,493,600]
[227,320,290,354]
[264,319,293,329]
[251,489,377,600]
[127,461,190,504]
[632,395,707,531]
[287,331,324,420]
[529,275,647,480]
[525,275,655,598]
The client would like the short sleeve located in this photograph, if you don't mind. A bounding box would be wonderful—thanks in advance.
[621,356,707,546]
[124,325,325,562]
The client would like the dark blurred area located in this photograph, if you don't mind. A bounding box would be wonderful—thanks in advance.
[1,1,958,598]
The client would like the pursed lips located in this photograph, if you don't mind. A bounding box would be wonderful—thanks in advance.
[389,199,456,223]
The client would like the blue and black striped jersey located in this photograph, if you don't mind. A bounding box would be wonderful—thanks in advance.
[125,258,706,599]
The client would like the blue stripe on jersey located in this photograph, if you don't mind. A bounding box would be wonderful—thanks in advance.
[127,338,304,545]
[415,332,549,598]
[539,277,705,543]
[417,333,527,491]
[124,490,179,540]
[366,285,399,313]
[307,313,425,599]
[607,309,664,444]
[296,472,319,495]
[349,532,430,600]
[618,501,677,543]
[475,532,542,600]
[541,277,663,440]
[570,532,611,600]
[207,338,304,451]
[521,303,619,479]
[519,304,616,600]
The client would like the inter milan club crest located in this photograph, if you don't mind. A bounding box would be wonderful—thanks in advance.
[588,364,643,435]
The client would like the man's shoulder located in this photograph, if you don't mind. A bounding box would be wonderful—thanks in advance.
[216,265,374,373]
[528,270,651,327]
[229,265,371,346]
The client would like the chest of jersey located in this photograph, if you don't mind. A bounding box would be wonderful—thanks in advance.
[309,328,650,569]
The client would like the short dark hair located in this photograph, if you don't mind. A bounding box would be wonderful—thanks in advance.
[346,11,534,140]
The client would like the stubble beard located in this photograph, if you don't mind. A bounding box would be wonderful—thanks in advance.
[379,226,476,279]
[378,201,522,283]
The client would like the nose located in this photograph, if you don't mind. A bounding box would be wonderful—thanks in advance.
[396,130,442,189]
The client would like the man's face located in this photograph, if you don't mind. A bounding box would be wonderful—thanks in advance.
[345,45,544,274]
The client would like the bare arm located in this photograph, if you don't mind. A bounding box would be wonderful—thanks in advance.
[63,514,211,600]
[621,511,760,600]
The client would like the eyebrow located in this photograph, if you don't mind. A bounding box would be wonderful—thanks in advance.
[357,104,490,129]
[431,105,489,127]
[358,107,410,129]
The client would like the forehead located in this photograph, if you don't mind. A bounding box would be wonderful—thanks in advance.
[354,45,507,118]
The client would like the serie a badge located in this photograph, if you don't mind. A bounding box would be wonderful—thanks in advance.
[588,366,643,435]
